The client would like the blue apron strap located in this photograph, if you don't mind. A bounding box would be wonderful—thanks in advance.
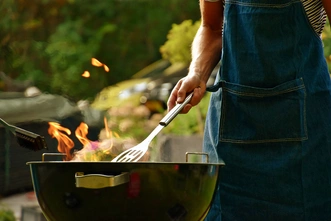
[206,80,224,92]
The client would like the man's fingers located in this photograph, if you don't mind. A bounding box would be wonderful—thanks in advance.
[181,104,192,114]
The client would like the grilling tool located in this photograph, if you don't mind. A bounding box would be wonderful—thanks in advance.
[112,91,194,162]
[0,118,47,151]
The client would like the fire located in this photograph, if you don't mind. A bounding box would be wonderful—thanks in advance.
[103,65,110,72]
[47,119,134,162]
[81,58,109,78]
[75,122,90,147]
[91,58,109,72]
[91,58,103,67]
[48,122,96,161]
[82,71,90,78]
[48,122,75,161]
[101,119,120,155]
[47,114,153,162]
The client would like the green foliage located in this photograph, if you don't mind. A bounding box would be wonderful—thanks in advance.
[323,19,331,71]
[45,20,115,99]
[0,207,15,221]
[0,0,200,101]
[1,0,331,102]
[160,20,201,65]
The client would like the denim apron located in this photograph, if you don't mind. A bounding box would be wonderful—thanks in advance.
[203,0,331,220]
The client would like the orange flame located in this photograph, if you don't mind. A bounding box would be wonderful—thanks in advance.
[75,122,91,147]
[102,117,120,152]
[91,58,103,67]
[103,64,110,72]
[104,117,110,138]
[91,58,110,72]
[82,71,90,78]
[47,118,124,161]
[48,122,75,160]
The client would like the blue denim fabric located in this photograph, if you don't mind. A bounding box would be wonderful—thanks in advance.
[203,0,331,220]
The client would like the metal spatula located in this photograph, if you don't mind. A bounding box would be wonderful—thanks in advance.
[112,92,194,162]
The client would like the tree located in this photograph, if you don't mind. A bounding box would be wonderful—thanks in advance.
[0,0,200,101]
[160,20,201,65]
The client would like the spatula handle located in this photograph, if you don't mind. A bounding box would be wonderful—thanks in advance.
[159,91,194,126]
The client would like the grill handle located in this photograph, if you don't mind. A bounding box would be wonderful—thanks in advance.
[75,172,129,189]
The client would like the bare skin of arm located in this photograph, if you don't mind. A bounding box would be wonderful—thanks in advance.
[167,0,224,113]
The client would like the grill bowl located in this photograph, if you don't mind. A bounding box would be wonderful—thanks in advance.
[27,160,224,221]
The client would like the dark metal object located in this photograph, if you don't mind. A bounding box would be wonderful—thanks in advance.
[0,118,47,151]
[27,158,224,221]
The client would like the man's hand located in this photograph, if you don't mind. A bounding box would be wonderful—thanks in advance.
[167,74,206,113]
[167,0,223,114]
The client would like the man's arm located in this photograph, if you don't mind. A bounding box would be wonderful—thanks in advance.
[189,0,224,84]
[167,0,224,112]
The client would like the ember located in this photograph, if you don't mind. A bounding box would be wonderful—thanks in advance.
[82,71,90,78]
[81,58,109,78]
[91,58,109,72]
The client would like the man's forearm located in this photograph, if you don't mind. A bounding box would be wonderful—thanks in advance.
[189,25,222,83]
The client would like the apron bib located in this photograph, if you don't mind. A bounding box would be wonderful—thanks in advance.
[203,0,331,220]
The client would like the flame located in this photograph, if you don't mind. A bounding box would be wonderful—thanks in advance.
[75,122,90,147]
[47,116,135,162]
[91,58,103,67]
[82,71,90,78]
[48,122,74,160]
[48,119,119,161]
[81,58,109,78]
[101,117,119,153]
[104,117,110,138]
[103,64,110,72]
[91,58,110,72]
